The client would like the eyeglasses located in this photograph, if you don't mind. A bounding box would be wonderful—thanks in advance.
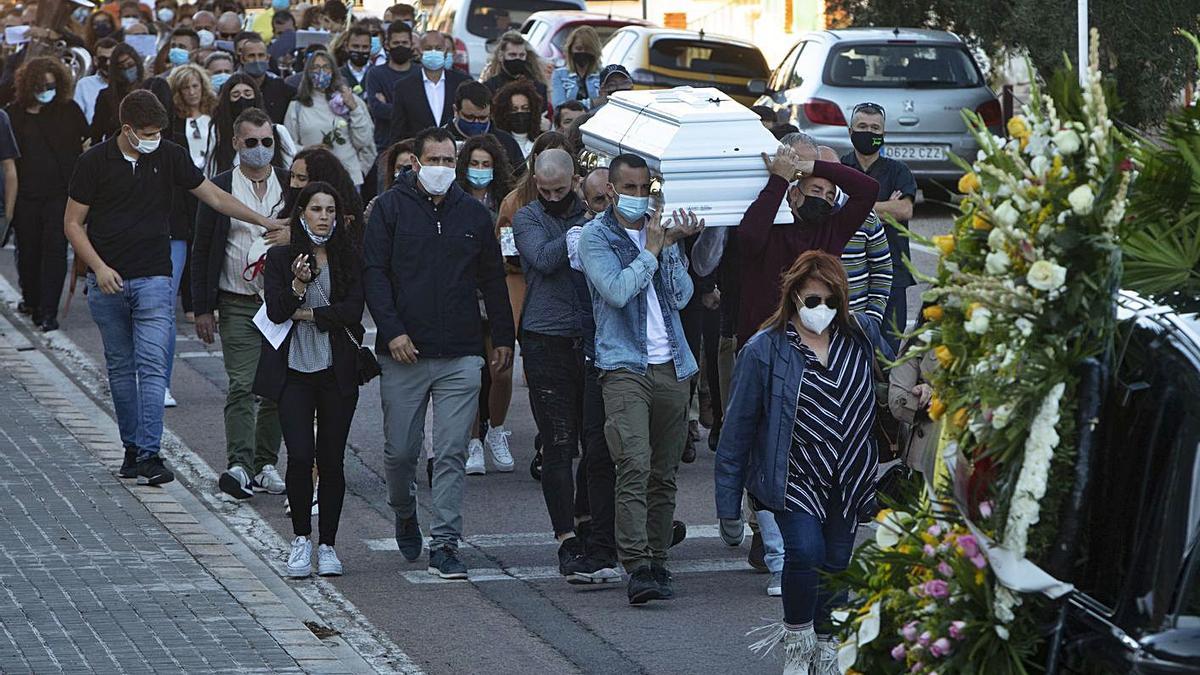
[799,294,839,310]
[852,101,886,118]
[243,137,274,148]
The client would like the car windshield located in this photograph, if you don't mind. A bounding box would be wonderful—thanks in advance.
[649,39,767,79]
[550,23,626,52]
[826,43,983,89]
[467,0,581,41]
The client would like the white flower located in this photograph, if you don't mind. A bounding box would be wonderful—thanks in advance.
[1068,184,1095,215]
[992,403,1013,429]
[995,625,1010,641]
[996,183,1013,198]
[1027,259,1067,291]
[1029,155,1051,178]
[965,306,992,334]
[874,510,909,549]
[838,641,858,673]
[987,227,1007,251]
[336,118,348,129]
[1025,133,1050,156]
[985,250,1010,275]
[857,602,881,646]
[1015,317,1034,336]
[994,201,1020,228]
[1053,129,1082,155]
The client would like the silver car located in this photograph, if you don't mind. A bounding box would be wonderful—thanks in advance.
[756,28,1001,184]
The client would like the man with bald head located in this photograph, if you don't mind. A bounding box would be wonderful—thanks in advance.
[580,167,610,217]
[192,10,216,33]
[513,149,622,583]
[387,30,470,144]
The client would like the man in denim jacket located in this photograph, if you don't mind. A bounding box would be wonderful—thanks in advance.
[578,153,704,605]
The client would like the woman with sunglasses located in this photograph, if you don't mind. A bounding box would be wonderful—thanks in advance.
[715,250,893,674]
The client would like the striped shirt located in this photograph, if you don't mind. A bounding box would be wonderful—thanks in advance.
[784,324,877,528]
[840,211,893,322]
[288,270,333,373]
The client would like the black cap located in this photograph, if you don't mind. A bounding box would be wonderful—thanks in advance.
[599,64,631,87]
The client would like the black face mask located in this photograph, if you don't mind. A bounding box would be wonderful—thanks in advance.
[507,111,532,131]
[503,58,528,76]
[850,130,884,155]
[572,53,594,71]
[794,196,833,224]
[389,45,411,64]
[94,22,113,37]
[539,191,576,217]
[348,50,370,67]
[230,98,256,117]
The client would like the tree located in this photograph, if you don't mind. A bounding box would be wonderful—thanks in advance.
[825,0,1200,129]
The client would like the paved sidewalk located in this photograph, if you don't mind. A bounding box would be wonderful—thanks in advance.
[0,319,380,673]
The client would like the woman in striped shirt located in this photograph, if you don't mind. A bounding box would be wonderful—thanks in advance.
[715,251,893,674]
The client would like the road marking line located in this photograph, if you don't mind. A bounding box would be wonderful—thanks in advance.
[398,558,752,584]
[178,351,223,359]
[365,523,751,551]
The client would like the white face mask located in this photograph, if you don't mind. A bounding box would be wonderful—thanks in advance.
[126,128,161,154]
[797,302,837,334]
[417,165,455,195]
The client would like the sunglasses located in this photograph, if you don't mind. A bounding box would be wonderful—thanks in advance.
[799,294,839,310]
[243,137,274,148]
[852,101,886,117]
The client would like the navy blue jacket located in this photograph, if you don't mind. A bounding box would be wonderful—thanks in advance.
[362,172,515,358]
[714,314,894,517]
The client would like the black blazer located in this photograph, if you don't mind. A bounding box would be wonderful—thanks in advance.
[190,166,291,315]
[388,68,470,144]
[253,244,367,402]
[259,74,297,126]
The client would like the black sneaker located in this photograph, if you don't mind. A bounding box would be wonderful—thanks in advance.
[426,457,433,488]
[136,455,175,486]
[651,564,674,599]
[39,317,59,332]
[681,442,696,464]
[708,426,720,452]
[748,531,768,573]
[568,557,622,585]
[557,536,588,576]
[395,513,423,562]
[670,520,687,548]
[627,566,663,605]
[118,449,139,479]
[427,544,468,580]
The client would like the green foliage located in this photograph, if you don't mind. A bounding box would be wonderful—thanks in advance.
[825,0,1199,129]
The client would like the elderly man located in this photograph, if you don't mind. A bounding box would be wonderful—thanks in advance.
[191,10,216,33]
[214,11,241,43]
[580,167,610,217]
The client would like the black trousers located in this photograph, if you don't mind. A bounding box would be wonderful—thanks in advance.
[280,368,358,546]
[13,195,67,321]
[522,331,586,536]
[582,359,617,563]
[681,301,723,427]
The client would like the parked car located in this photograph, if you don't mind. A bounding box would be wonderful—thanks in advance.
[1049,291,1200,674]
[427,0,586,78]
[755,28,1001,185]
[520,11,652,70]
[600,27,770,107]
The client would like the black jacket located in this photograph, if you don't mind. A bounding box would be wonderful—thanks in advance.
[387,68,470,145]
[190,167,291,315]
[91,77,173,144]
[253,245,366,402]
[257,74,297,125]
[362,172,514,358]
[443,121,525,174]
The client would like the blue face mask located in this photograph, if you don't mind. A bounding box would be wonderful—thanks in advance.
[456,117,490,137]
[309,70,332,90]
[243,60,269,78]
[168,47,189,66]
[370,36,382,55]
[35,88,55,104]
[272,0,289,10]
[121,66,139,83]
[467,167,493,188]
[614,193,649,223]
[211,72,231,89]
[421,50,446,71]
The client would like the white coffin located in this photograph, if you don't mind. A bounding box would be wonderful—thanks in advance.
[579,86,791,227]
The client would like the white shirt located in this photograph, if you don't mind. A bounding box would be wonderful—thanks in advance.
[220,167,285,296]
[183,114,212,169]
[73,73,108,125]
[623,226,673,365]
[511,131,534,161]
[422,69,446,126]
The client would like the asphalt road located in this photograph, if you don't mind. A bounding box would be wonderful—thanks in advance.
[7,200,953,675]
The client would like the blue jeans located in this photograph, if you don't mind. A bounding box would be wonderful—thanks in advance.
[86,274,175,459]
[774,506,857,631]
[756,509,785,574]
[167,240,187,385]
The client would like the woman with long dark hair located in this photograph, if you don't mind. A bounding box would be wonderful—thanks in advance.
[206,73,295,177]
[715,251,893,673]
[254,181,366,579]
[283,51,374,186]
[492,80,544,162]
[285,146,365,236]
[5,57,88,332]
[90,42,159,143]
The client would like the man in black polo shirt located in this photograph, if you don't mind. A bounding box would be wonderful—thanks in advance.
[65,91,287,486]
[840,101,917,351]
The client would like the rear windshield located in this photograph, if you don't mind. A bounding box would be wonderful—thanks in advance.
[467,0,581,41]
[551,23,626,52]
[649,39,768,79]
[826,43,983,88]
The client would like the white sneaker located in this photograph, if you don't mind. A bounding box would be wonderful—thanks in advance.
[287,536,312,578]
[485,426,514,472]
[255,465,286,494]
[317,544,343,576]
[465,439,486,475]
[767,571,782,597]
[219,465,254,500]
[163,389,177,408]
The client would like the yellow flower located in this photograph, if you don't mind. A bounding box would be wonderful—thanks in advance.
[929,395,947,420]
[952,408,969,428]
[966,302,984,319]
[972,213,992,230]
[934,345,954,368]
[1051,154,1064,177]
[898,545,913,555]
[974,569,986,586]
[957,172,981,194]
[1007,115,1031,139]
[922,305,944,322]
[920,532,938,546]
[875,508,893,524]
[933,234,956,256]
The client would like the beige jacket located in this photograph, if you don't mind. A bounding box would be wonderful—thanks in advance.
[887,348,941,477]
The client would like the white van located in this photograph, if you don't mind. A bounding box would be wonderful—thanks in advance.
[427,0,586,78]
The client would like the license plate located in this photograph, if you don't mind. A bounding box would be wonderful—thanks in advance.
[883,145,948,161]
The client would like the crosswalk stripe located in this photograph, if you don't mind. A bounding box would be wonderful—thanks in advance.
[399,558,753,584]
[364,523,751,552]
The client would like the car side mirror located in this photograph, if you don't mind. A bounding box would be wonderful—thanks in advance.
[747,78,768,96]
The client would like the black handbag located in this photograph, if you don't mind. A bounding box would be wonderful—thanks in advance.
[311,277,380,385]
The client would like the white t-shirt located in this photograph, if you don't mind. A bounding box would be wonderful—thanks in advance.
[624,227,673,365]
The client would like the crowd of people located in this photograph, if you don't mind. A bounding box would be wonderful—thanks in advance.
[0,1,934,670]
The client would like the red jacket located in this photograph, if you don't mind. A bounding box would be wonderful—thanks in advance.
[735,160,879,345]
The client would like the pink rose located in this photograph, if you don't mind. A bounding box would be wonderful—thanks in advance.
[979,501,993,518]
[891,644,906,661]
[949,621,966,640]
[971,553,987,569]
[931,637,953,657]
[901,621,919,642]
[924,544,937,558]
[918,631,932,647]
[958,534,980,558]
[923,579,950,599]
[910,662,925,673]
[937,561,954,577]
[927,524,942,537]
